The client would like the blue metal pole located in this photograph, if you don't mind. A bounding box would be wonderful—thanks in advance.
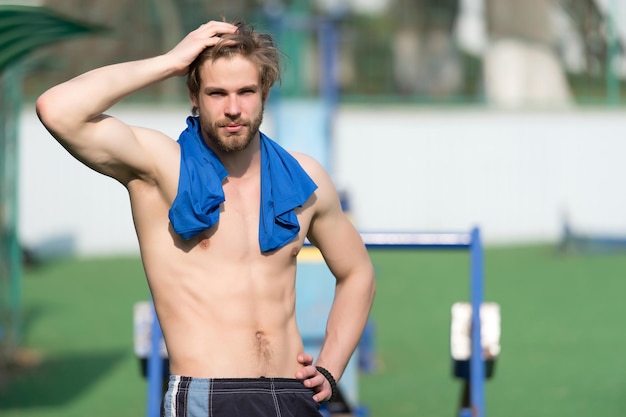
[266,12,284,144]
[146,302,164,417]
[469,227,485,417]
[319,18,339,108]
[318,18,338,177]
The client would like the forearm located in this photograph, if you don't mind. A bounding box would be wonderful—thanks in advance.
[37,20,239,134]
[36,55,178,131]
[316,271,376,381]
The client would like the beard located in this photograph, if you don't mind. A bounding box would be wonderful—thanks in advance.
[200,106,264,153]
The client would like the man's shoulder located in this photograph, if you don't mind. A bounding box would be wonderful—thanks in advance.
[288,151,323,174]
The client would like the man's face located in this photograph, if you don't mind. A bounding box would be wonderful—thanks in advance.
[191,55,264,153]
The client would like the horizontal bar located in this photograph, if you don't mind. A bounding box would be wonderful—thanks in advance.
[360,232,472,249]
[305,232,473,249]
[566,234,626,247]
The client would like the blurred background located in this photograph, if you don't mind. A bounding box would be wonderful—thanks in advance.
[2,0,626,416]
[8,0,626,254]
[13,0,626,105]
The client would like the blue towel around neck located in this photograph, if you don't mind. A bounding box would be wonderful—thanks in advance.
[168,116,318,253]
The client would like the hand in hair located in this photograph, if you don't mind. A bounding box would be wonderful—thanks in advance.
[165,20,238,76]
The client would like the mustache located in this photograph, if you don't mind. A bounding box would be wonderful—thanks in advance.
[217,119,249,127]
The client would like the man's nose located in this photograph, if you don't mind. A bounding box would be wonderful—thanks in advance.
[224,95,241,117]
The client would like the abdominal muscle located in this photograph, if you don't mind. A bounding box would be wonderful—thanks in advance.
[128,169,312,380]
[140,232,306,379]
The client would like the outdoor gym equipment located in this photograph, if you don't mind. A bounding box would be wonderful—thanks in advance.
[560,219,626,254]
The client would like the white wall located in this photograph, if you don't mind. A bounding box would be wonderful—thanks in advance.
[332,106,626,244]
[18,104,626,257]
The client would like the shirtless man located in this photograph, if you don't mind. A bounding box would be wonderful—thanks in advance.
[36,19,375,417]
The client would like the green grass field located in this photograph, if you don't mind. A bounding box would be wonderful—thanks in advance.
[1,244,626,416]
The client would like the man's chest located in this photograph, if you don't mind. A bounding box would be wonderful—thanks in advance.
[221,177,261,220]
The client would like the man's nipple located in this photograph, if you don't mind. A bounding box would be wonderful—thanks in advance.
[198,234,210,249]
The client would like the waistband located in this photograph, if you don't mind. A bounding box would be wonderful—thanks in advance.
[168,375,311,393]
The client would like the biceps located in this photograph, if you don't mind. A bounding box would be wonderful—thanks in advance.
[62,116,156,182]
[311,213,368,278]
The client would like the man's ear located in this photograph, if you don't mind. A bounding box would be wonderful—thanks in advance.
[263,90,271,103]
[189,91,198,107]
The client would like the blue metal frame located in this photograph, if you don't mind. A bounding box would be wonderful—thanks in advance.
[359,229,485,417]
[469,228,485,417]
[358,231,471,249]
[147,302,164,417]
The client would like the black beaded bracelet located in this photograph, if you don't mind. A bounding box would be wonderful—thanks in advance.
[315,366,337,403]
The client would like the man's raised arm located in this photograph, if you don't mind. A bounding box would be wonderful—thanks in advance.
[35,21,238,183]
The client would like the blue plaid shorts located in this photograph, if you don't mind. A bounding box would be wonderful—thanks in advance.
[162,376,322,417]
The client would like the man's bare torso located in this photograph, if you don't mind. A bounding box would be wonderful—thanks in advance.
[127,136,313,379]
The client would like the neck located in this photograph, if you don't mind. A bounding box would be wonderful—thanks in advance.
[211,132,262,179]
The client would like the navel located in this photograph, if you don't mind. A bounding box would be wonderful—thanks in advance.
[254,330,272,367]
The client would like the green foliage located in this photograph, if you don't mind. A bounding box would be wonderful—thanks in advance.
[0,5,105,73]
